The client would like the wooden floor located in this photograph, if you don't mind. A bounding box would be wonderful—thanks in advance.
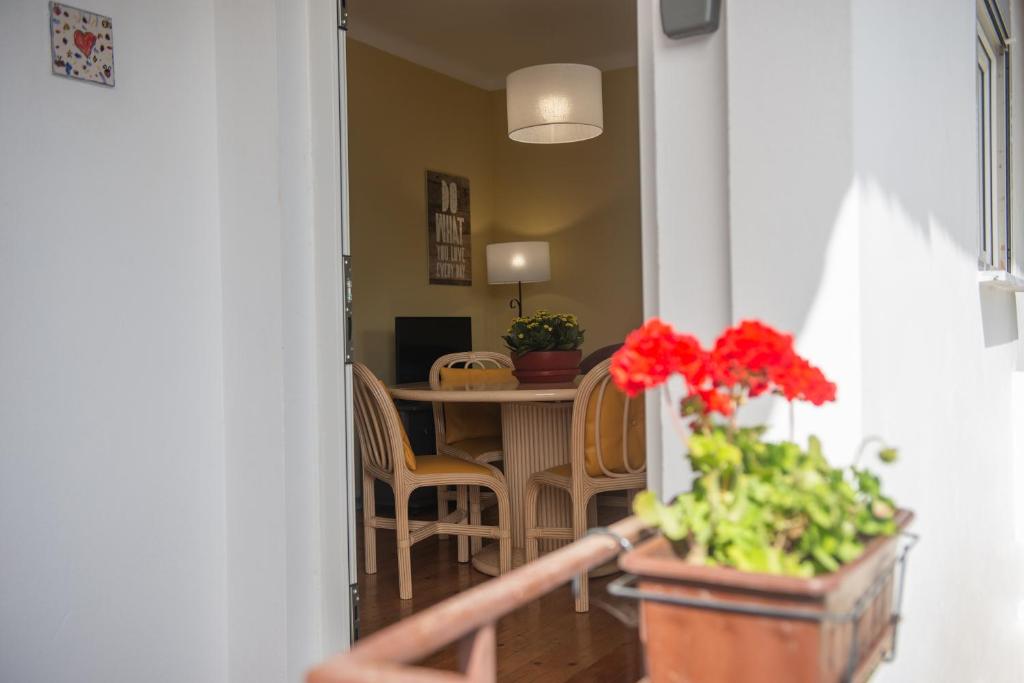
[356,505,645,682]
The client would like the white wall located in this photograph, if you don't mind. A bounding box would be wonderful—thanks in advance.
[852,1,1024,679]
[642,0,1024,679]
[0,1,348,681]
[0,1,228,680]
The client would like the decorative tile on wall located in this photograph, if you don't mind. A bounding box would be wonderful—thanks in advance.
[49,3,114,87]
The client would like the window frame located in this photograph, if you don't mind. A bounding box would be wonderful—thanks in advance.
[977,0,1012,272]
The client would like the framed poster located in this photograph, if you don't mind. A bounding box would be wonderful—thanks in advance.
[426,170,471,286]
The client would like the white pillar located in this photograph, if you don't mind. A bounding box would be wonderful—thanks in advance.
[638,0,732,498]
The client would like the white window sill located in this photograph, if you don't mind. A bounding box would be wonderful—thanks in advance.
[978,270,1024,292]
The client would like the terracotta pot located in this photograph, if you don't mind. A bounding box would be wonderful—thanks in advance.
[511,350,582,383]
[618,510,914,683]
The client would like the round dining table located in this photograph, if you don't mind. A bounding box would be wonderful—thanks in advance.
[389,380,579,576]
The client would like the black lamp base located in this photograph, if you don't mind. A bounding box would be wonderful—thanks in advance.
[508,281,524,318]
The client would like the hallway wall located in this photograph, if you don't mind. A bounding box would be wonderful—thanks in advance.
[347,40,496,382]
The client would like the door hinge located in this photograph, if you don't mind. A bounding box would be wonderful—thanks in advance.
[349,582,360,642]
[343,255,353,364]
[338,0,348,30]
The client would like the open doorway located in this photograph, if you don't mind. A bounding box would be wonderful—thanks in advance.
[342,1,644,677]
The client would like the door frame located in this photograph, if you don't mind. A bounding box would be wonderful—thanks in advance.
[326,0,665,652]
[309,0,354,656]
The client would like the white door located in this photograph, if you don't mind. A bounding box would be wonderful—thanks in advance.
[336,3,360,641]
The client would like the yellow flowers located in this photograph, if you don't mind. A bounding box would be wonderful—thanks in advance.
[502,310,585,355]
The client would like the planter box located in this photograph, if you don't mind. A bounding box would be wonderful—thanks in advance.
[615,510,915,683]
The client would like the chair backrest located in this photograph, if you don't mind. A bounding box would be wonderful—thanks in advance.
[579,343,623,376]
[428,352,514,386]
[429,352,514,447]
[352,362,410,476]
[571,358,647,479]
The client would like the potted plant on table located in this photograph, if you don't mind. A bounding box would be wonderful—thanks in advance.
[609,319,913,683]
[503,310,585,383]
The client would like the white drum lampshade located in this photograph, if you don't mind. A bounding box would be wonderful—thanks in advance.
[486,242,551,284]
[487,242,551,319]
[506,64,603,144]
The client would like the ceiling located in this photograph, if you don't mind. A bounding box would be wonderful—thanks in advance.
[346,0,637,91]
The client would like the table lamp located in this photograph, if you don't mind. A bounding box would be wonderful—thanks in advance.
[486,242,551,318]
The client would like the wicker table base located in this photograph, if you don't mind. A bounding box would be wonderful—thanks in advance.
[470,401,618,577]
[388,381,605,577]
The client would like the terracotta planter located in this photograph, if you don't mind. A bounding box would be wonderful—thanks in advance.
[615,510,915,683]
[511,350,582,383]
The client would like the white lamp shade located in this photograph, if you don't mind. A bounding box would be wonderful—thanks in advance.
[487,242,551,284]
[506,64,603,144]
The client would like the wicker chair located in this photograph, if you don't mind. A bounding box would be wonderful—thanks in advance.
[354,363,511,600]
[523,358,646,612]
[429,352,514,551]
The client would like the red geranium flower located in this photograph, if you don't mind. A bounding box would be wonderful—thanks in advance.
[711,321,796,397]
[775,355,837,405]
[612,318,837,422]
[686,387,735,417]
[611,318,705,397]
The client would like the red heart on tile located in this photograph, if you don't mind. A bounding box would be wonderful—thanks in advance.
[74,30,97,58]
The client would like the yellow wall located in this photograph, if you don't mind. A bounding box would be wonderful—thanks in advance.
[348,40,495,382]
[348,39,643,380]
[485,68,644,352]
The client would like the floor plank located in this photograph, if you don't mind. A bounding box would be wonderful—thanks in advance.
[356,509,645,682]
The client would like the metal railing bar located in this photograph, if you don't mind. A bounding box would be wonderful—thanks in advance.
[607,574,830,622]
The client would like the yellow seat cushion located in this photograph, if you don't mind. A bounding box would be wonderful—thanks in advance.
[439,366,514,444]
[399,425,417,471]
[448,435,503,460]
[584,380,646,477]
[415,454,495,477]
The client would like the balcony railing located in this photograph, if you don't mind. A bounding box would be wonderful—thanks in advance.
[307,515,647,683]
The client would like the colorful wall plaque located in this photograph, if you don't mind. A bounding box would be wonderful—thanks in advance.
[49,3,114,87]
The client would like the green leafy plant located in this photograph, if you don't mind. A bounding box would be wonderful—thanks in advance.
[633,429,898,576]
[613,318,901,577]
[503,310,585,355]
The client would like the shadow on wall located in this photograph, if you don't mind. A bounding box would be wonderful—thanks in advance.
[779,170,1024,683]
[734,173,862,447]
[701,1,1024,680]
[731,164,1024,680]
